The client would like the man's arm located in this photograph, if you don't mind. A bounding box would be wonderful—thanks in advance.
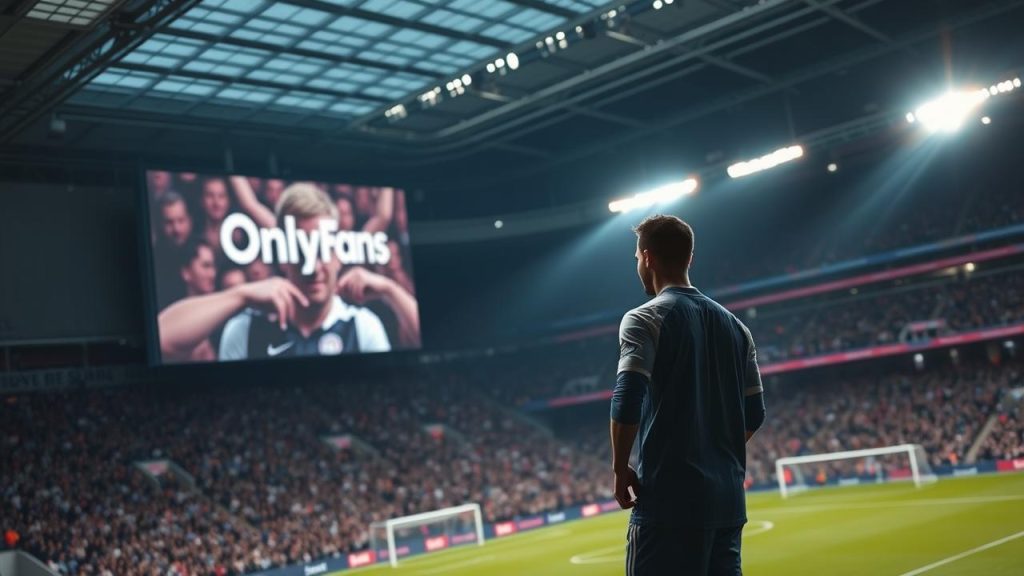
[741,323,766,442]
[229,176,277,229]
[337,267,420,348]
[745,392,766,442]
[158,278,308,359]
[361,187,394,234]
[610,371,646,508]
[609,308,657,509]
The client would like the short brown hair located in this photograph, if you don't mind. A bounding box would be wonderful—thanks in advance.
[634,214,694,270]
[275,182,337,225]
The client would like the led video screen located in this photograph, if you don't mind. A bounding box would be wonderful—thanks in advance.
[143,170,419,364]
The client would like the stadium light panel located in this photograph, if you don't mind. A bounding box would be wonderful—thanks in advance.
[727,145,804,179]
[608,178,698,214]
[908,89,989,133]
[907,77,1020,134]
[25,0,121,27]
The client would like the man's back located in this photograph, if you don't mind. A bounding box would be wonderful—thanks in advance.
[618,286,761,528]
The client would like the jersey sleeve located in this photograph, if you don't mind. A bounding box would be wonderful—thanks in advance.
[218,312,251,361]
[617,308,659,377]
[355,308,391,353]
[739,322,763,397]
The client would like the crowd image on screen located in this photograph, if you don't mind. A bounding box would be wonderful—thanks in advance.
[146,171,420,363]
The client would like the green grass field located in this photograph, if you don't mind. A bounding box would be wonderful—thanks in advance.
[349,473,1024,576]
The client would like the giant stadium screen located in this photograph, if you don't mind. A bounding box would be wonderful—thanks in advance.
[142,170,420,365]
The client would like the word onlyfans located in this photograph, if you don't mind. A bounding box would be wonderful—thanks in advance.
[221,213,391,274]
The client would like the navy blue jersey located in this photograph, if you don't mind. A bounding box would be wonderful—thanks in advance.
[617,286,763,528]
[219,296,390,360]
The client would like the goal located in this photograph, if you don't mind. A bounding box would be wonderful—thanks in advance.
[774,444,937,498]
[369,503,485,568]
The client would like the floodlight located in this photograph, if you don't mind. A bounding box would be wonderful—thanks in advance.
[608,178,698,213]
[727,145,804,179]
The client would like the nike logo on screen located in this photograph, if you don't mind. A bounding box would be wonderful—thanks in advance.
[266,342,294,357]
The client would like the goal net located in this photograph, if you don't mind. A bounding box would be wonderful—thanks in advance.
[774,444,937,498]
[369,503,485,567]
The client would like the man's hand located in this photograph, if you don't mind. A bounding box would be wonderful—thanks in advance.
[336,267,394,305]
[614,466,640,509]
[236,277,309,330]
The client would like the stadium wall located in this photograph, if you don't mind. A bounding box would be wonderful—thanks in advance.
[0,182,144,342]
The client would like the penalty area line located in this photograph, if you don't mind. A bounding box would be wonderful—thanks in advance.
[896,530,1024,576]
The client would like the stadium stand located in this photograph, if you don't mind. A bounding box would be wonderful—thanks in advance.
[746,265,1024,363]
[3,351,1022,574]
[703,175,1024,289]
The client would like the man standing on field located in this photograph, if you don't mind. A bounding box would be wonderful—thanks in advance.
[610,215,766,576]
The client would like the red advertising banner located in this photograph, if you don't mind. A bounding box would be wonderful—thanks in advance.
[582,504,601,517]
[346,551,376,568]
[424,536,449,552]
[494,522,517,537]
[996,459,1024,472]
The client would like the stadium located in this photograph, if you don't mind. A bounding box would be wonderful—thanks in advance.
[1,0,1023,575]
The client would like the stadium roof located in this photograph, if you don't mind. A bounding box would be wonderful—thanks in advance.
[0,0,1022,213]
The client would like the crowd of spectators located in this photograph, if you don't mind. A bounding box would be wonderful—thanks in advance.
[743,360,1019,485]
[4,354,1023,574]
[747,266,1024,363]
[1,374,609,576]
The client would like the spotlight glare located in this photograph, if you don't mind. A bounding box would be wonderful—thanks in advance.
[494,220,504,229]
[827,162,838,173]
[905,112,916,124]
[727,145,804,179]
[981,116,991,125]
[496,58,505,68]
[911,90,988,133]
[462,74,472,85]
[486,62,496,73]
[653,0,663,8]
[608,178,699,214]
[506,52,520,71]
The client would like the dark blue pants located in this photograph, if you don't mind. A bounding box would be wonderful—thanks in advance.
[625,522,743,576]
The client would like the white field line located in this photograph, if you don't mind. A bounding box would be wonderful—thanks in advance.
[568,520,775,565]
[753,494,1024,514]
[896,530,1024,576]
[411,554,495,575]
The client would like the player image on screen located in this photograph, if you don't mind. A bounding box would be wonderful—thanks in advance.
[146,170,421,364]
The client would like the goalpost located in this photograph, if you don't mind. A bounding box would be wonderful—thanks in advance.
[370,503,485,568]
[775,444,937,499]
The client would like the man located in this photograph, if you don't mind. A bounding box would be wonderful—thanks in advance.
[199,178,231,255]
[157,183,404,361]
[159,191,193,248]
[179,239,217,297]
[161,239,218,362]
[610,215,765,576]
[153,192,194,309]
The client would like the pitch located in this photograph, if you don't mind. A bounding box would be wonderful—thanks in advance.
[351,473,1024,576]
